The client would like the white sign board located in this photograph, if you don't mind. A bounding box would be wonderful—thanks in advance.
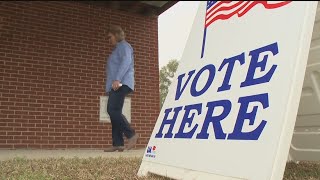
[99,96,131,123]
[139,1,318,180]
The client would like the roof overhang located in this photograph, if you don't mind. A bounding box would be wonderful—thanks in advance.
[80,1,179,17]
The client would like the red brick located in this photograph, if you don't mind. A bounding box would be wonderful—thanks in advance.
[0,144,14,149]
[41,144,54,149]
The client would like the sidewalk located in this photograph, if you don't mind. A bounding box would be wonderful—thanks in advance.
[0,148,146,161]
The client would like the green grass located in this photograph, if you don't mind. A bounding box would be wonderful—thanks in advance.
[0,157,319,180]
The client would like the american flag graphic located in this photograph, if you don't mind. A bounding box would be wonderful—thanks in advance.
[201,1,291,58]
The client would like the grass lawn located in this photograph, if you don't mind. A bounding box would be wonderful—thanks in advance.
[0,157,319,180]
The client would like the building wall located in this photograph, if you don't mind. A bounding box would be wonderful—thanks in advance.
[0,1,160,149]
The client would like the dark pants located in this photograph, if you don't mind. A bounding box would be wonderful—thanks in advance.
[107,85,135,147]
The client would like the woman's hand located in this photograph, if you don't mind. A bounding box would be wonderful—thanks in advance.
[112,80,122,91]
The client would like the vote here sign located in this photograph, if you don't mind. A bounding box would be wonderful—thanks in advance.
[138,1,318,180]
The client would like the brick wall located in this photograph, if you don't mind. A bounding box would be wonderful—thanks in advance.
[0,1,160,149]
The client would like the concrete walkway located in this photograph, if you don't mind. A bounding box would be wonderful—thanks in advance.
[0,149,145,161]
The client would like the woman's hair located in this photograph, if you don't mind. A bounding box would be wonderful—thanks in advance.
[108,25,125,41]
